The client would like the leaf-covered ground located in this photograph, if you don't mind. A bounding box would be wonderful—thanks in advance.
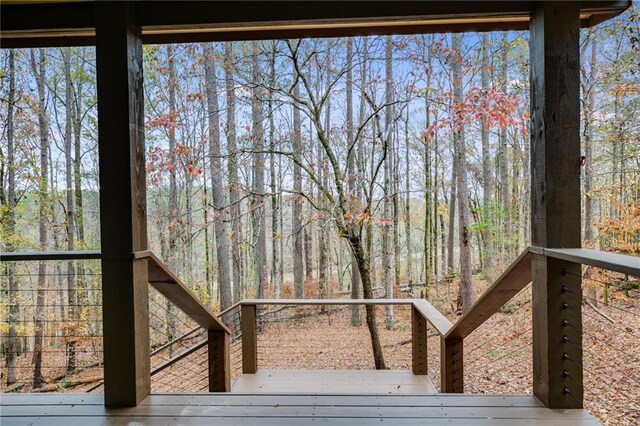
[3,278,638,425]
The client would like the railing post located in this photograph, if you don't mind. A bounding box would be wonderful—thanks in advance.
[412,305,428,375]
[441,337,463,393]
[95,1,149,407]
[241,304,257,374]
[208,330,231,392]
[530,1,582,409]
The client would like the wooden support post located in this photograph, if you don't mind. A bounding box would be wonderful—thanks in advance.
[241,304,258,374]
[208,330,231,392]
[412,306,428,375]
[441,337,463,393]
[95,2,149,407]
[530,1,583,409]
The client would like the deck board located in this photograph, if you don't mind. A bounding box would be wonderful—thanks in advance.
[231,369,437,394]
[1,392,599,425]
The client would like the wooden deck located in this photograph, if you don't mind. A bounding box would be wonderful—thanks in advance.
[231,369,437,394]
[0,392,599,425]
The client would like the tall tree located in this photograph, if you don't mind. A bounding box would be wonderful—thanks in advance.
[63,47,78,373]
[480,34,494,271]
[498,33,510,258]
[204,44,232,315]
[583,30,597,243]
[292,58,305,299]
[166,45,178,345]
[30,48,48,389]
[251,41,267,299]
[224,42,243,303]
[451,34,474,314]
[383,35,394,328]
[4,49,19,385]
[285,39,386,368]
[268,41,281,298]
[346,38,362,326]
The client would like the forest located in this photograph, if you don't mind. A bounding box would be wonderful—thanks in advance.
[0,3,639,421]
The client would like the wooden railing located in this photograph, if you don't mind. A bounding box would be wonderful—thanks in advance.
[441,246,640,408]
[238,299,452,385]
[0,250,232,393]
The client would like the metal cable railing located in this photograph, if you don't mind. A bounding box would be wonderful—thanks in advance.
[1,259,104,393]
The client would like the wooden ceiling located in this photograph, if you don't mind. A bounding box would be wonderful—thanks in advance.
[1,1,631,48]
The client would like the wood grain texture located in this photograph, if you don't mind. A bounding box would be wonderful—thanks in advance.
[543,248,640,277]
[231,370,435,394]
[241,304,258,374]
[412,306,428,375]
[95,1,149,407]
[0,392,599,425]
[1,1,630,47]
[529,1,583,409]
[146,253,229,332]
[208,331,231,392]
[441,337,463,393]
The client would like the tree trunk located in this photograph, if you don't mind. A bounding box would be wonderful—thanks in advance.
[348,38,363,325]
[447,154,457,275]
[481,34,494,272]
[584,31,596,243]
[63,46,78,373]
[31,48,48,389]
[251,41,267,299]
[5,49,18,385]
[268,41,280,298]
[348,235,386,369]
[452,34,474,314]
[292,63,304,299]
[204,44,233,318]
[383,36,395,328]
[72,50,86,306]
[224,42,244,303]
[498,33,510,258]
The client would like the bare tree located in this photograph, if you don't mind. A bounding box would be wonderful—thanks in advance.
[4,49,18,385]
[63,47,78,372]
[204,44,233,316]
[30,48,48,389]
[346,38,362,326]
[224,42,244,303]
[251,41,267,299]
[451,34,474,314]
[480,34,494,272]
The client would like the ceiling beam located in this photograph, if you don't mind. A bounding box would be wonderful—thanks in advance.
[1,1,631,48]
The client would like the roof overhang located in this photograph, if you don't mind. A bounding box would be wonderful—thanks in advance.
[0,1,632,48]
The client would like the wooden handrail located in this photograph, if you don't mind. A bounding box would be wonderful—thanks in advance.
[541,247,640,277]
[0,250,102,261]
[238,298,452,379]
[441,246,640,395]
[445,249,533,340]
[142,252,230,333]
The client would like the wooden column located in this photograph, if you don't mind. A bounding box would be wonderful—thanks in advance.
[411,306,428,375]
[95,2,150,407]
[441,337,463,393]
[241,304,258,374]
[530,2,583,408]
[208,330,231,392]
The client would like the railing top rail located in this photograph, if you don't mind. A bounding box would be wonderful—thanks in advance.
[412,299,452,336]
[0,250,102,261]
[241,298,452,336]
[241,298,413,305]
[145,252,230,334]
[445,248,533,340]
[540,247,640,278]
